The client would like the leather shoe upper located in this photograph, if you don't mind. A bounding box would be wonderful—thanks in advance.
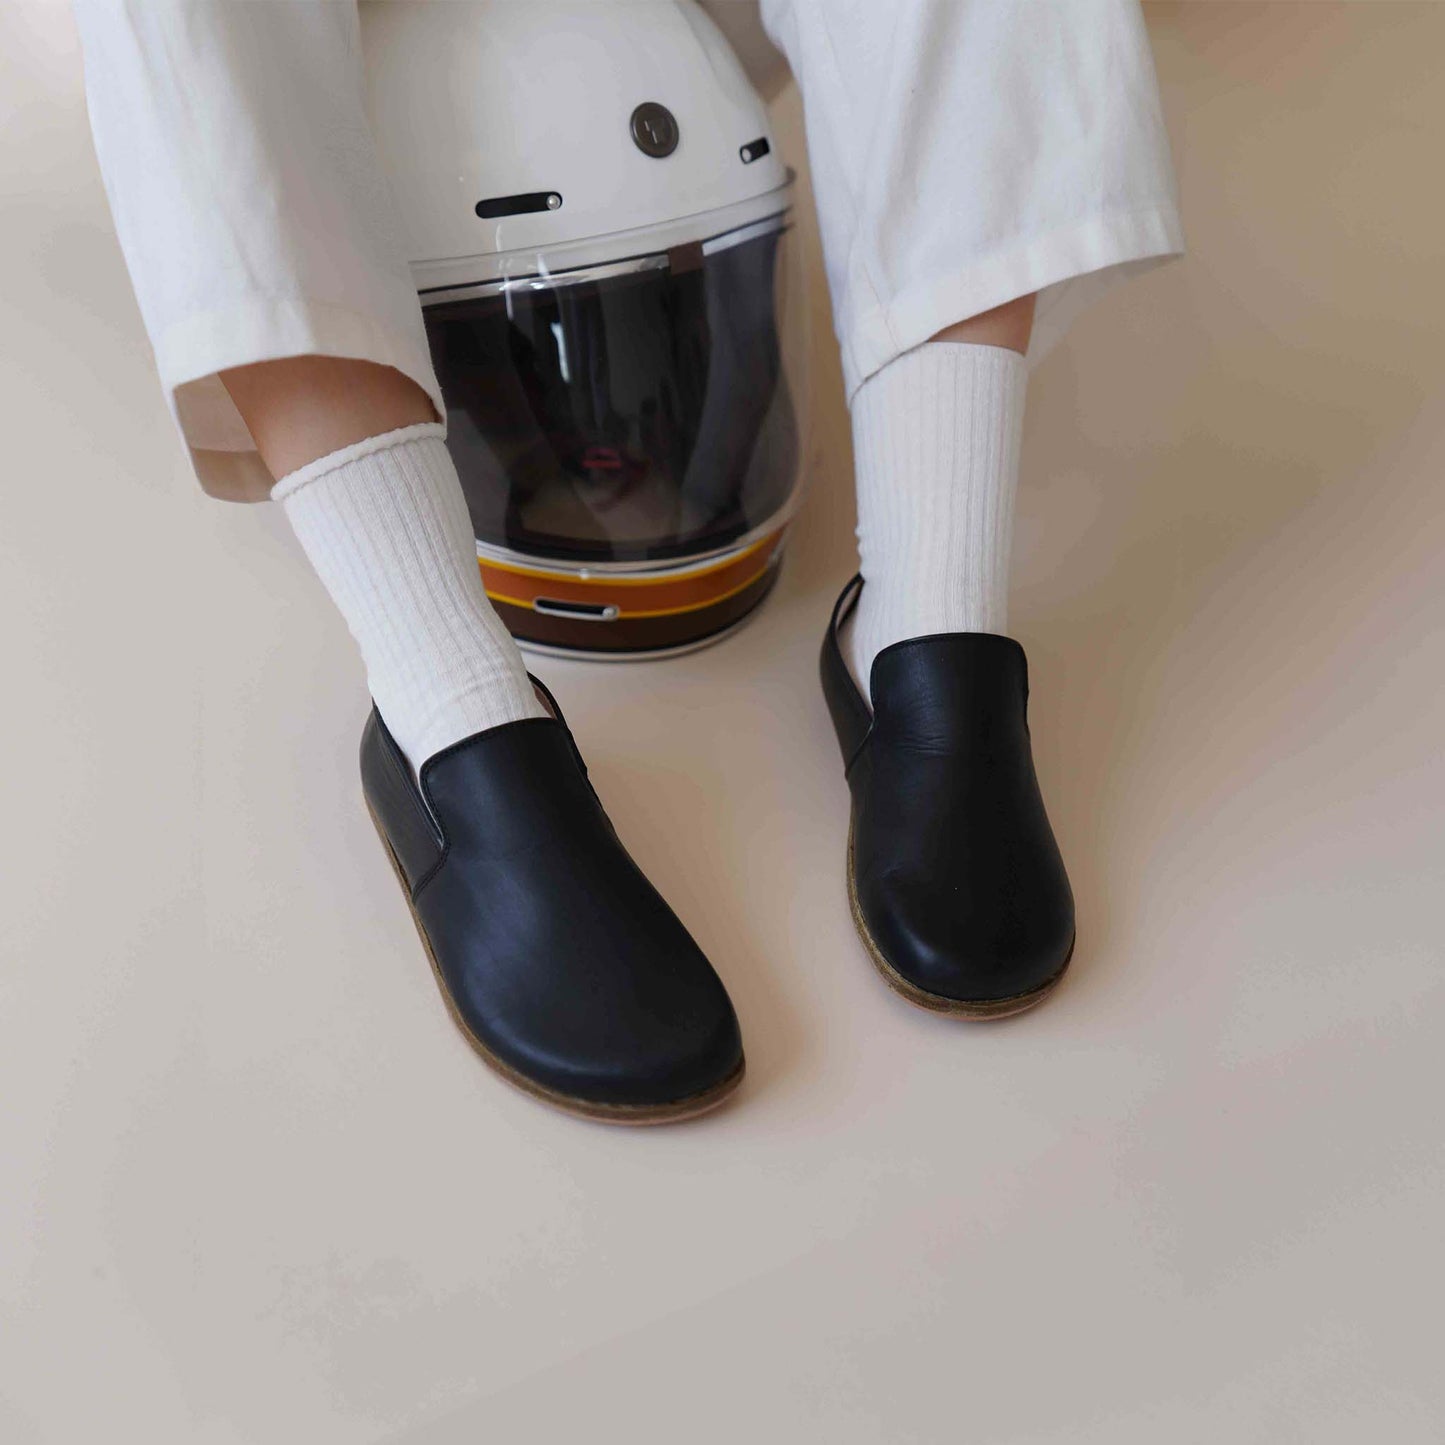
[821,576,1075,1004]
[360,681,743,1109]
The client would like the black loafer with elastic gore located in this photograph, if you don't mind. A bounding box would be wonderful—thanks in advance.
[820,575,1075,1018]
[361,676,744,1122]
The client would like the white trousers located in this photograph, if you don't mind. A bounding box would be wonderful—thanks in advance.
[74,0,1182,503]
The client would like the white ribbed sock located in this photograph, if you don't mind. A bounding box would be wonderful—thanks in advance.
[273,422,545,772]
[846,341,1026,692]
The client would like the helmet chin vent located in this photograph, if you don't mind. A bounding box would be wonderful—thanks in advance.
[532,598,621,622]
[475,191,563,220]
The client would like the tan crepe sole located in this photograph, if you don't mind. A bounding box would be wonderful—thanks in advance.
[367,803,744,1125]
[846,821,1073,1020]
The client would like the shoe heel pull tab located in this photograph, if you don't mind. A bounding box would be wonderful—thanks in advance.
[527,672,592,783]
[820,574,874,771]
[528,672,565,722]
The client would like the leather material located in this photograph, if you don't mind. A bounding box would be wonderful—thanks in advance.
[359,710,443,893]
[820,574,872,771]
[361,693,743,1110]
[820,575,1075,1004]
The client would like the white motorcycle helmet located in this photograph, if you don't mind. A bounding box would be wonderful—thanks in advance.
[361,0,807,657]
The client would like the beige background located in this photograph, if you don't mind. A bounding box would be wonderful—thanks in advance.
[3,4,1443,1440]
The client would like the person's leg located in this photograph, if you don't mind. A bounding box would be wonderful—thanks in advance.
[73,1,744,1118]
[761,0,1181,393]
[220,357,542,774]
[760,0,1180,684]
[218,355,434,479]
[845,294,1034,688]
[765,0,1182,1013]
[928,295,1036,355]
[75,0,544,774]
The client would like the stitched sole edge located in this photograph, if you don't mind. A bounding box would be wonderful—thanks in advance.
[366,801,744,1126]
[846,820,1073,1020]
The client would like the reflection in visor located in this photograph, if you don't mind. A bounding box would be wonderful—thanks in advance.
[423,223,797,565]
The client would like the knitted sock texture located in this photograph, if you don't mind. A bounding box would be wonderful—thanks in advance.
[847,341,1026,690]
[273,423,545,771]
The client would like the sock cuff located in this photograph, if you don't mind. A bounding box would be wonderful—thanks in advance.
[844,337,1025,684]
[852,340,1026,415]
[270,421,447,502]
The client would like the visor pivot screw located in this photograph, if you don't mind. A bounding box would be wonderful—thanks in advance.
[546,193,562,210]
[630,102,679,159]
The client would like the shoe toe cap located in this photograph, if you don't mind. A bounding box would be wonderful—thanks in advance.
[453,953,744,1113]
[859,870,1074,1006]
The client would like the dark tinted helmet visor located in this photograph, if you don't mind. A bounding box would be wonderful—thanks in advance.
[422,217,798,565]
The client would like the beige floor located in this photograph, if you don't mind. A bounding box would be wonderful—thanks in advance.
[4,5,1444,1441]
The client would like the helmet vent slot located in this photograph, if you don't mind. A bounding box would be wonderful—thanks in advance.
[475,191,563,220]
[532,598,621,622]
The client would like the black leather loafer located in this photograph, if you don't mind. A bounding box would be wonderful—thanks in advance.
[360,678,744,1123]
[820,576,1075,1018]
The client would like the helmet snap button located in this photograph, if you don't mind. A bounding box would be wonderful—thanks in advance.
[630,102,679,158]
